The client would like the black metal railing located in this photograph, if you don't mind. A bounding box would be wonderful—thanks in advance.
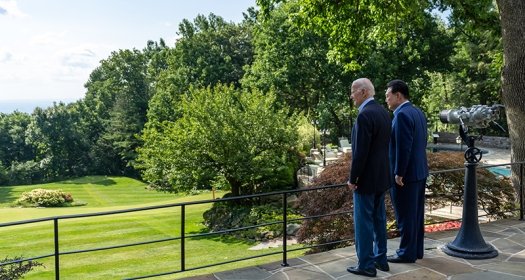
[0,161,523,279]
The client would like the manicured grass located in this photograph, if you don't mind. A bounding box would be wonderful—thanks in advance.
[0,176,304,279]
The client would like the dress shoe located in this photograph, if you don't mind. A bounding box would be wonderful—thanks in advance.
[375,261,390,271]
[346,266,377,277]
[387,254,415,263]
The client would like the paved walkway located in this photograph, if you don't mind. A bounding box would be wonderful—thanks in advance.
[185,219,525,280]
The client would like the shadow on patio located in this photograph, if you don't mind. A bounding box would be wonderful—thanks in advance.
[184,218,525,280]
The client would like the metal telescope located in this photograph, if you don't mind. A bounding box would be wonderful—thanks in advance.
[439,104,504,129]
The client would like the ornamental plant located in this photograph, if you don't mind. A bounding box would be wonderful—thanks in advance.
[15,188,74,207]
[0,256,43,280]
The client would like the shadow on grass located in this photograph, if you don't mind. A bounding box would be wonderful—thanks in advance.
[188,228,257,246]
[62,176,117,186]
[0,186,16,204]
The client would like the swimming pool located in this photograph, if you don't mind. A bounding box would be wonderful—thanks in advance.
[488,167,511,177]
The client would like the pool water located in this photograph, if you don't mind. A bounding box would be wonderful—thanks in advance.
[488,167,511,177]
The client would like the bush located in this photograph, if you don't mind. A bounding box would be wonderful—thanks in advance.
[15,188,74,207]
[0,256,43,280]
[203,198,301,241]
[295,151,516,253]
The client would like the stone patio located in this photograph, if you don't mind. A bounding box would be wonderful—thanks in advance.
[184,219,525,279]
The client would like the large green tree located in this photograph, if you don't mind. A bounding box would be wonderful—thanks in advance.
[243,0,352,137]
[83,49,153,176]
[136,85,298,196]
[25,102,90,179]
[147,13,254,126]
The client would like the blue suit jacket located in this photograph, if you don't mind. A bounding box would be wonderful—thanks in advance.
[350,100,392,194]
[389,102,429,183]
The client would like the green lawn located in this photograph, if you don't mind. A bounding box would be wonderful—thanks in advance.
[0,176,304,279]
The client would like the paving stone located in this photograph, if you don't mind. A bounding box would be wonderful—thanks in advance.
[480,230,508,241]
[214,267,272,280]
[327,246,356,257]
[386,262,420,275]
[417,257,481,276]
[424,238,446,249]
[490,219,525,227]
[508,233,525,246]
[316,257,356,278]
[451,270,525,280]
[507,249,525,262]
[280,264,333,280]
[492,238,525,254]
[387,268,446,280]
[426,230,459,241]
[499,227,523,236]
[298,251,344,265]
[479,224,508,233]
[477,262,525,278]
[258,258,307,272]
[464,252,511,265]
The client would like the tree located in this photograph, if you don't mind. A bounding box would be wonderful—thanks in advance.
[136,85,299,196]
[0,112,35,167]
[83,49,152,176]
[243,0,352,137]
[496,0,525,185]
[147,13,254,127]
[25,102,90,180]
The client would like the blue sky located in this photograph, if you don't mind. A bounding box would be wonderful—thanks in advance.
[0,0,256,103]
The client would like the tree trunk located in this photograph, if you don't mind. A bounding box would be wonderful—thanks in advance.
[497,0,525,192]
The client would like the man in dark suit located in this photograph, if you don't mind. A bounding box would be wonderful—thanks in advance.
[385,79,429,263]
[347,78,392,277]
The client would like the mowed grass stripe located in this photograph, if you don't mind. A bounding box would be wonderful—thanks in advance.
[1,176,304,279]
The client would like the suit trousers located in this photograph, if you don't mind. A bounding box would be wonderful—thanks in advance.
[390,179,426,261]
[353,191,388,270]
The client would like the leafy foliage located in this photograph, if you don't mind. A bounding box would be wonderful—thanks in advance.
[14,188,75,207]
[426,152,516,216]
[243,0,352,136]
[137,85,299,195]
[0,257,43,280]
[203,199,301,240]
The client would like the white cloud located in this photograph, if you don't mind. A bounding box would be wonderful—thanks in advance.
[0,49,12,62]
[32,32,68,46]
[0,0,28,18]
[55,48,98,81]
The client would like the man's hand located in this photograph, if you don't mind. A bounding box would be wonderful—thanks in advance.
[395,175,404,187]
[347,181,358,191]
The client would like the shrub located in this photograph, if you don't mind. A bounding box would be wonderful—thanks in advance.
[203,198,301,241]
[15,188,74,207]
[0,256,43,280]
[295,151,516,253]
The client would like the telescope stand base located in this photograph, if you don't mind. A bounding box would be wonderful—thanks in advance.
[442,243,498,259]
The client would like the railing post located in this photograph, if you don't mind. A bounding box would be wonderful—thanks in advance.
[54,218,60,280]
[520,163,523,221]
[281,193,289,267]
[181,205,185,271]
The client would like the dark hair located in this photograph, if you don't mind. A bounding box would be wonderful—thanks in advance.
[387,79,409,99]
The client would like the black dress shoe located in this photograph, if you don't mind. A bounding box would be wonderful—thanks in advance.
[387,254,415,263]
[375,261,390,271]
[347,266,377,277]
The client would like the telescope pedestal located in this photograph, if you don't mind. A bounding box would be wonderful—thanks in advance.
[442,129,498,259]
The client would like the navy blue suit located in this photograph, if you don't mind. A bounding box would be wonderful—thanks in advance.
[349,100,391,271]
[389,102,428,261]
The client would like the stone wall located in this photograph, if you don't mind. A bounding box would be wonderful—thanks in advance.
[436,132,510,149]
